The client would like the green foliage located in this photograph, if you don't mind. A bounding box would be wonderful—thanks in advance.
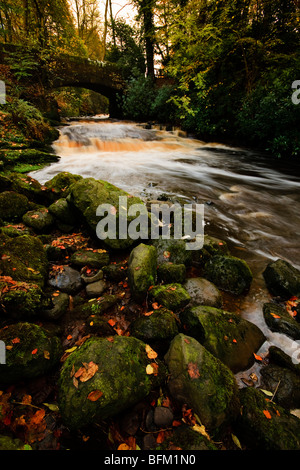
[5,98,52,141]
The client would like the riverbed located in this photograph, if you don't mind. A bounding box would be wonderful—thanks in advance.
[29,117,300,373]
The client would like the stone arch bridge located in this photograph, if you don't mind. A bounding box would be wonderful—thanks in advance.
[0,45,126,117]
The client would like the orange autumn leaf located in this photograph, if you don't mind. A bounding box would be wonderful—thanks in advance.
[156,431,165,444]
[144,310,154,316]
[31,348,38,355]
[108,319,116,326]
[118,443,131,450]
[11,337,20,344]
[263,409,272,419]
[152,302,160,310]
[253,353,263,361]
[145,344,158,359]
[67,335,72,340]
[31,409,46,425]
[87,390,103,402]
[270,312,281,319]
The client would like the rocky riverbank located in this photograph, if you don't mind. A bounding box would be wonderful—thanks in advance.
[0,171,300,451]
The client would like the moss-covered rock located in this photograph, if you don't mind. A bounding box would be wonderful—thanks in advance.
[10,173,46,204]
[184,277,223,308]
[260,363,300,410]
[263,259,300,299]
[191,234,229,266]
[0,279,50,319]
[268,345,300,376]
[22,207,54,233]
[180,306,265,373]
[102,262,128,282]
[45,172,83,199]
[128,243,157,301]
[0,191,29,221]
[157,263,186,284]
[164,334,240,431]
[0,322,62,384]
[0,435,32,450]
[237,387,300,450]
[149,283,191,311]
[153,238,192,266]
[67,177,143,249]
[58,336,167,429]
[70,248,110,269]
[48,197,77,226]
[130,307,179,351]
[263,303,300,340]
[0,234,49,287]
[156,424,218,451]
[204,255,253,295]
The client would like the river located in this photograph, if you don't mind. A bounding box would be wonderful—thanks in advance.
[29,117,300,374]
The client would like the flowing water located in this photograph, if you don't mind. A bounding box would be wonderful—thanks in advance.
[30,117,300,375]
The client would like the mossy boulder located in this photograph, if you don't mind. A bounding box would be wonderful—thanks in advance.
[237,387,300,450]
[45,172,83,199]
[157,424,217,451]
[191,234,229,266]
[128,243,157,301]
[180,306,265,373]
[204,255,253,295]
[0,234,49,287]
[184,277,223,308]
[260,363,300,410]
[22,207,54,233]
[10,173,46,204]
[102,262,128,282]
[130,307,179,352]
[157,263,186,284]
[164,334,240,431]
[67,177,143,249]
[70,248,110,269]
[0,322,62,384]
[0,191,29,221]
[263,303,300,340]
[153,238,192,266]
[48,198,77,226]
[263,259,300,299]
[0,279,50,319]
[58,336,167,430]
[149,284,191,311]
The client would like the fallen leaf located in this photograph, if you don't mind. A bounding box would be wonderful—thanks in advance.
[87,390,103,401]
[152,302,160,310]
[145,344,158,359]
[263,409,272,419]
[156,431,165,443]
[43,350,50,360]
[118,443,131,450]
[74,361,98,383]
[270,312,281,319]
[144,310,153,316]
[253,353,263,361]
[31,348,38,355]
[192,423,210,440]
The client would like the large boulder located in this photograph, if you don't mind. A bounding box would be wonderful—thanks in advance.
[204,255,253,295]
[58,336,166,430]
[128,243,157,301]
[130,307,179,353]
[67,177,144,249]
[45,172,83,199]
[263,259,300,299]
[0,191,30,221]
[0,278,50,319]
[180,306,265,373]
[237,387,300,450]
[150,283,191,311]
[23,207,55,233]
[70,248,109,269]
[164,334,240,431]
[184,277,223,308]
[0,322,62,384]
[263,303,300,340]
[153,238,192,266]
[0,234,49,287]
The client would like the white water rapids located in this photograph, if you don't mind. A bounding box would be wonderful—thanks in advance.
[30,117,300,377]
